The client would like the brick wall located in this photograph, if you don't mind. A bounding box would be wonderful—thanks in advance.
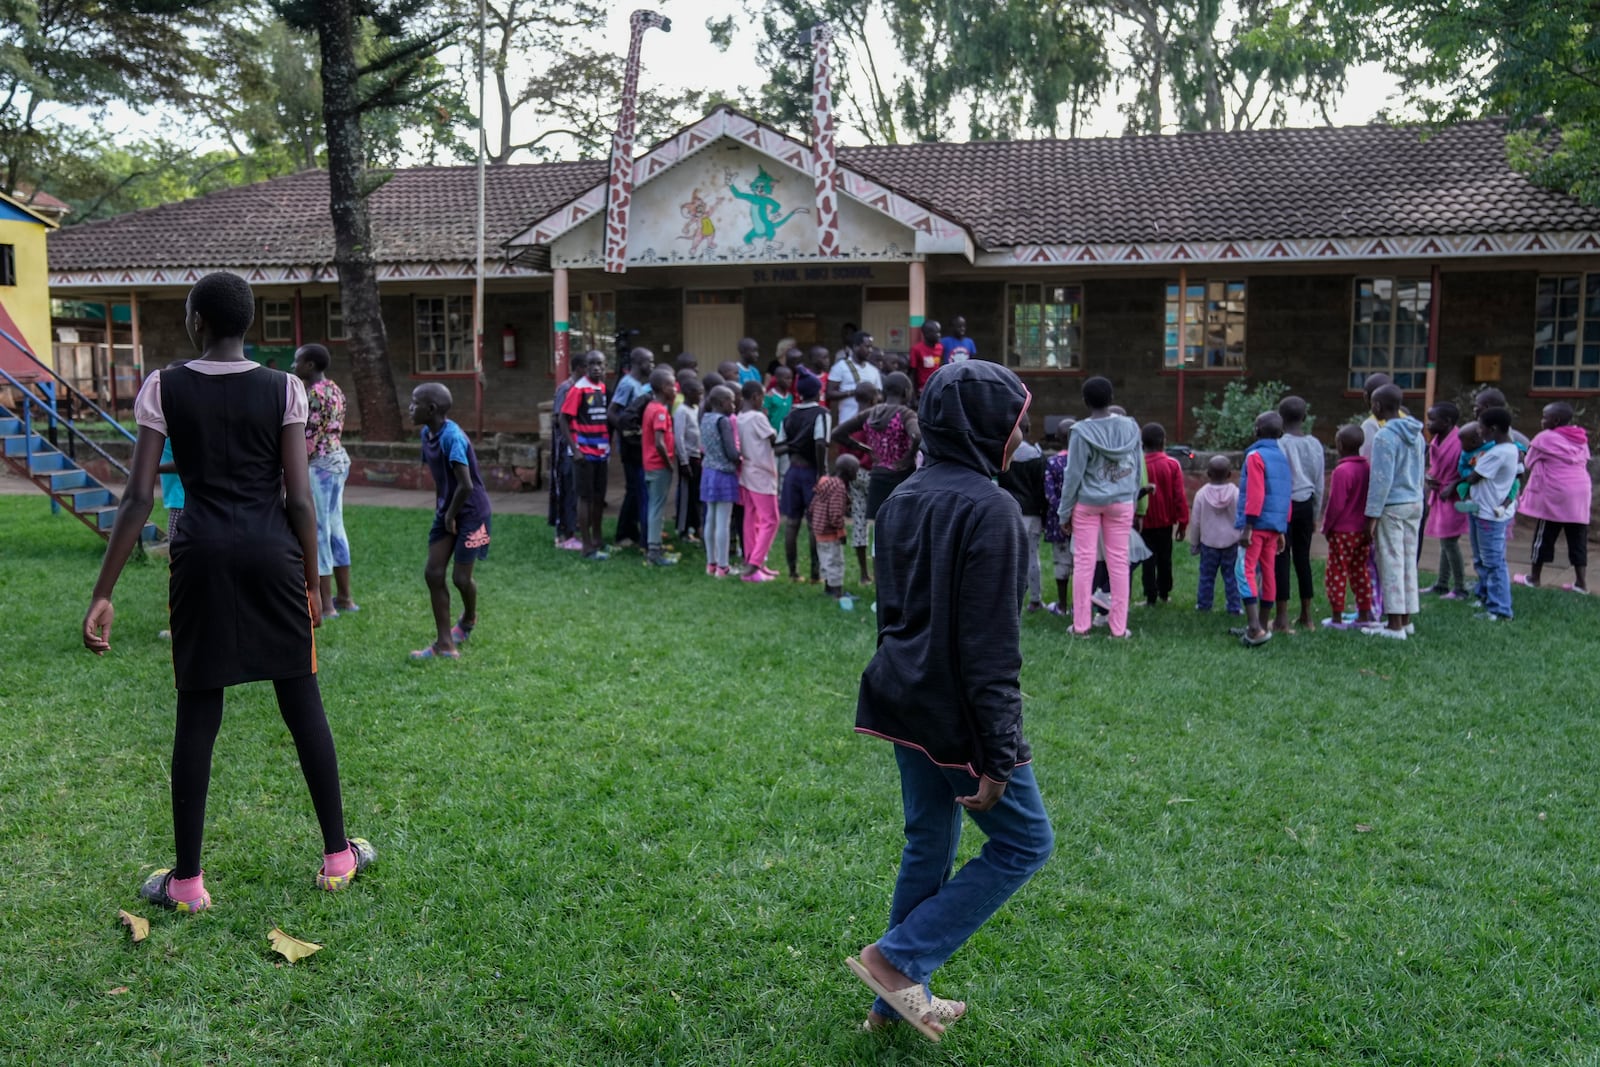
[744,284,862,363]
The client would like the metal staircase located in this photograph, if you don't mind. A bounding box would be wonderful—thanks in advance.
[0,330,161,544]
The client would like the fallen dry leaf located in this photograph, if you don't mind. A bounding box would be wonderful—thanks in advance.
[106,986,130,996]
[267,928,322,964]
[117,910,150,943]
[1355,824,1373,833]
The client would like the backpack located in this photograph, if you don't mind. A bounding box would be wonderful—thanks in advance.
[616,391,652,456]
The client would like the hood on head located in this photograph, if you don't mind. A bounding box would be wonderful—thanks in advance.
[918,361,1029,476]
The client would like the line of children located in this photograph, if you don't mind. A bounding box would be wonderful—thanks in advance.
[1232,411,1292,646]
[1140,422,1189,606]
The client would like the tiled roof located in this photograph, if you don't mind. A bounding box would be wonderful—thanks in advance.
[47,162,605,271]
[839,121,1600,246]
[48,119,1600,273]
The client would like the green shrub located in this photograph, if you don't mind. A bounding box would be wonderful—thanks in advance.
[1189,380,1315,449]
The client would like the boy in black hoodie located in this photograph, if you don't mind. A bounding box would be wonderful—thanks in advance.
[846,361,1055,1042]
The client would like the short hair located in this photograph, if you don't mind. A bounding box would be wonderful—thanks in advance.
[1372,384,1404,413]
[850,330,873,347]
[675,352,699,370]
[1255,410,1284,438]
[740,379,764,403]
[1141,421,1166,449]
[701,372,725,392]
[1335,424,1365,453]
[1278,396,1307,424]
[1206,453,1232,478]
[1082,376,1114,409]
[679,373,703,397]
[1480,406,1513,433]
[1429,401,1459,426]
[1545,401,1575,426]
[1362,372,1392,398]
[649,366,676,391]
[1475,386,1508,408]
[188,272,255,338]
[296,343,330,372]
[834,453,860,478]
[883,371,913,400]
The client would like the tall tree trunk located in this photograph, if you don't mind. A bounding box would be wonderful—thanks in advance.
[313,0,404,441]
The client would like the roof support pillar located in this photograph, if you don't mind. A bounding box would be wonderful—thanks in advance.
[908,260,926,328]
[1424,263,1441,419]
[293,287,303,347]
[553,266,570,382]
[129,289,143,392]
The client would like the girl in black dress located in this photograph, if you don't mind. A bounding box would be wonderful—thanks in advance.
[83,272,372,912]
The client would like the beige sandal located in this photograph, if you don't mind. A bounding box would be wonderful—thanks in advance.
[846,956,943,1043]
[862,995,966,1031]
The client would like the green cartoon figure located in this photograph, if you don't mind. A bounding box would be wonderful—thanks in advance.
[729,167,809,246]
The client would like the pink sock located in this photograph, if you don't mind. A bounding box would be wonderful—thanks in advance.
[169,873,205,901]
[322,845,355,879]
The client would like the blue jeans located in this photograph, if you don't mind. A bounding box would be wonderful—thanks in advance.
[645,468,672,551]
[1196,544,1241,613]
[1474,516,1512,618]
[872,745,1054,1019]
[309,451,351,576]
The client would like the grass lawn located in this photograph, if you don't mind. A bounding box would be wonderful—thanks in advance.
[2,494,1598,1065]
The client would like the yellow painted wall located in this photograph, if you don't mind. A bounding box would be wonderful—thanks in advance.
[0,210,53,365]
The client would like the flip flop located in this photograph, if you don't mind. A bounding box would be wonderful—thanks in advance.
[845,957,942,1043]
[409,644,460,661]
[334,601,361,612]
[1562,583,1589,595]
[451,618,475,644]
[1241,630,1272,647]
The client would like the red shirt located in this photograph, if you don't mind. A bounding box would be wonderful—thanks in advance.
[910,341,945,390]
[642,400,675,471]
[1143,451,1191,530]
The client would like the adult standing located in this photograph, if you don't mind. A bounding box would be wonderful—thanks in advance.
[828,331,884,424]
[548,355,587,550]
[294,344,357,617]
[939,316,976,363]
[833,371,920,521]
[1056,376,1143,638]
[609,347,655,548]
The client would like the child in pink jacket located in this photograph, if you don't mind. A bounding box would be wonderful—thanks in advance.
[1517,401,1592,593]
[1423,402,1470,598]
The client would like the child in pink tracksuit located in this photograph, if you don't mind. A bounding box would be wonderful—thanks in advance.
[1423,402,1470,598]
[1517,401,1592,593]
[736,380,781,581]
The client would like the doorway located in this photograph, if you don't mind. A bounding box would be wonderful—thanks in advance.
[683,289,744,365]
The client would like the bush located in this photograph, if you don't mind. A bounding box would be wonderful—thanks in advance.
[1189,379,1315,450]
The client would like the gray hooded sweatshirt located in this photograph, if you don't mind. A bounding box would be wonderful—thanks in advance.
[1056,414,1144,520]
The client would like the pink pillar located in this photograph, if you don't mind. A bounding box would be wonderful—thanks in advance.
[603,11,671,274]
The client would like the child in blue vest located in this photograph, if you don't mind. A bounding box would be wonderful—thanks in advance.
[410,382,493,660]
[1233,411,1292,646]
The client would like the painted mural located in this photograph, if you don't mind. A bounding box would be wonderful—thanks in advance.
[548,139,916,269]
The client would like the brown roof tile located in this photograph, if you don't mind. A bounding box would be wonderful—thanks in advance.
[48,119,1600,273]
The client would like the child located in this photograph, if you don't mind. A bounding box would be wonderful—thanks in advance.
[1363,383,1426,639]
[1275,397,1323,632]
[997,413,1047,611]
[699,385,740,576]
[1140,422,1189,606]
[412,382,493,658]
[845,382,878,585]
[764,365,794,432]
[736,380,780,580]
[642,366,679,567]
[849,361,1051,1041]
[1517,401,1591,593]
[674,374,703,545]
[736,338,764,387]
[1042,421,1075,614]
[1056,377,1142,638]
[548,354,587,550]
[83,271,371,912]
[1320,425,1376,629]
[909,319,944,395]
[777,370,831,582]
[1423,402,1469,598]
[809,454,859,598]
[1191,454,1242,615]
[559,350,611,560]
[1469,406,1521,621]
[1233,411,1291,646]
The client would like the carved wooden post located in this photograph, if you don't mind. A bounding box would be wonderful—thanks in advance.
[603,10,671,274]
[806,24,841,257]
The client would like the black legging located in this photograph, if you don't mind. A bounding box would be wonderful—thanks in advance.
[171,673,346,878]
[1274,498,1317,603]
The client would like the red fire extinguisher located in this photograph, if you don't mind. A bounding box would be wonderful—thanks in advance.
[501,325,518,367]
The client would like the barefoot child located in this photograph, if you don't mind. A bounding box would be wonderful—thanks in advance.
[1233,411,1291,646]
[1423,402,1469,598]
[411,382,492,659]
[83,271,371,912]
[809,454,858,598]
[1192,455,1242,615]
[1517,401,1591,594]
[1321,425,1377,629]
[849,361,1052,1042]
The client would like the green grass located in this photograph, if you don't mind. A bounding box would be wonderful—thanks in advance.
[2,494,1598,1064]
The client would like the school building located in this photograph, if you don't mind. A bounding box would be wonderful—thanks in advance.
[44,107,1600,441]
[0,190,61,384]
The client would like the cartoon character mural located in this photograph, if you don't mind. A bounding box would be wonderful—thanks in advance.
[676,188,725,257]
[729,167,808,247]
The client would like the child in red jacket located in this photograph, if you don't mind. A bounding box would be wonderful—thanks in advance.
[1140,422,1189,605]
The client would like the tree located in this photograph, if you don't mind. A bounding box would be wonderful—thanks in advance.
[275,0,457,441]
[0,0,225,192]
[1372,0,1600,204]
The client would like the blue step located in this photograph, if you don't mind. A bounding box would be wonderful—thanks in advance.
[66,487,113,510]
[83,505,118,530]
[26,451,69,473]
[0,417,20,435]
[2,434,41,457]
[47,469,92,492]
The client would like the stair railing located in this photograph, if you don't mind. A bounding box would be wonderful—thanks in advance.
[0,323,137,442]
[0,363,132,480]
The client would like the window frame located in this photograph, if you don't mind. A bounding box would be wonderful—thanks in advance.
[1163,278,1247,372]
[1348,276,1432,395]
[0,244,15,287]
[1003,281,1085,373]
[1532,272,1600,394]
[326,297,346,342]
[261,299,294,343]
[411,293,475,377]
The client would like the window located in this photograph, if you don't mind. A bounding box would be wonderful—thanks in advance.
[1533,274,1600,391]
[326,298,345,341]
[568,291,616,363]
[1165,279,1245,369]
[261,299,293,343]
[1350,277,1431,391]
[0,244,14,286]
[414,295,473,374]
[1006,283,1082,370]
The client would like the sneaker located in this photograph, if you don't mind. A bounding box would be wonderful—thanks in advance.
[713,565,730,578]
[317,837,377,892]
[1405,623,1415,635]
[1046,602,1066,617]
[1423,585,1449,596]
[1365,626,1407,640]
[644,553,679,567]
[140,869,211,913]
[1473,611,1511,622]
[1091,614,1108,627]
[1438,591,1463,601]
[581,551,610,562]
[1322,620,1354,631]
[741,569,775,583]
[1091,590,1113,612]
